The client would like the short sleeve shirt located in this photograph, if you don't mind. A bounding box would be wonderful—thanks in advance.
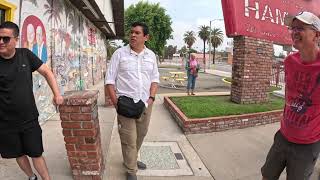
[0,48,43,131]
[280,52,320,144]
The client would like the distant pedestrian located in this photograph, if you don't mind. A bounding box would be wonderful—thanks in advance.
[0,21,63,180]
[185,53,200,95]
[261,11,320,180]
[105,22,159,180]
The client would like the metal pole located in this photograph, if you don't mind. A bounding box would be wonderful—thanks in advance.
[208,20,212,70]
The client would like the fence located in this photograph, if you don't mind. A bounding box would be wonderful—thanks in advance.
[270,61,284,88]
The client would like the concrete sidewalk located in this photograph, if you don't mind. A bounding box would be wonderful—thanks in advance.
[1,80,320,180]
[204,69,231,78]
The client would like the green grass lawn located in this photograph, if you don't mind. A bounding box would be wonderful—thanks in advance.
[170,95,284,119]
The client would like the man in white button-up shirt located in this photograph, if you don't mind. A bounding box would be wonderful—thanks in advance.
[105,22,159,180]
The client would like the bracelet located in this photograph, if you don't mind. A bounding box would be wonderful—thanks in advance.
[149,96,155,102]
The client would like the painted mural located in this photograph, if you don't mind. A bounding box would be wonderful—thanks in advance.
[21,15,48,63]
[9,0,108,123]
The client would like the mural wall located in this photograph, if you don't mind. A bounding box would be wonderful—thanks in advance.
[10,0,107,123]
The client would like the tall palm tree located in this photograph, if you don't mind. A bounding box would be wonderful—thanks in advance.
[183,31,196,50]
[210,28,224,64]
[198,25,210,66]
[63,0,73,31]
[44,0,63,70]
[44,0,63,27]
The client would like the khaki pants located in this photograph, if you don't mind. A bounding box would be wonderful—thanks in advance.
[117,104,153,175]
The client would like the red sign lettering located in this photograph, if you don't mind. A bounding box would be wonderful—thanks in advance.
[222,0,320,45]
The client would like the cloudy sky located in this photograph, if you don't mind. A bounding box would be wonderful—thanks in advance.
[124,0,233,52]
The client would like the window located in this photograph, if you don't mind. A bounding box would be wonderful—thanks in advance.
[0,8,5,24]
[0,0,16,22]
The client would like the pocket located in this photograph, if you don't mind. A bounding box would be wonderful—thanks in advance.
[119,58,136,71]
[142,58,154,72]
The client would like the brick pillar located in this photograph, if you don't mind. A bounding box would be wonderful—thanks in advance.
[231,36,273,104]
[59,90,104,180]
[104,85,113,107]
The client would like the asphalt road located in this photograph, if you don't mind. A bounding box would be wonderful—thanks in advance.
[158,67,231,94]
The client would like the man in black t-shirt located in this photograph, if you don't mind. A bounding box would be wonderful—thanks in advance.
[0,22,63,180]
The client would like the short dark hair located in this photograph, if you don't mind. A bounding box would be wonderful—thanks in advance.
[0,21,19,37]
[131,22,149,36]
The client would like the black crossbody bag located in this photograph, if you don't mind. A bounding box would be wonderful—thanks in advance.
[117,96,145,119]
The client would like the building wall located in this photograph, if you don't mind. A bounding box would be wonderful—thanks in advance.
[9,0,107,123]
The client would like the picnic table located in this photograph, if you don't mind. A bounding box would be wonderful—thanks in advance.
[161,71,187,88]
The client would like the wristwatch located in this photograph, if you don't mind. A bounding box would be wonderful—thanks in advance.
[149,96,155,102]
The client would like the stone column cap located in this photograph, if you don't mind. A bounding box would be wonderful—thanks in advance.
[62,90,99,106]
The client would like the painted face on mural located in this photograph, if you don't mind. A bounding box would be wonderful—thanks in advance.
[290,19,319,50]
[27,24,35,44]
[129,26,148,51]
[0,28,18,58]
[36,26,43,45]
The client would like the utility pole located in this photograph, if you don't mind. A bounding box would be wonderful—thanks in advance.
[208,19,223,70]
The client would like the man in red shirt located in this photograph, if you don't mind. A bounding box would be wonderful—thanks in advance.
[261,11,320,180]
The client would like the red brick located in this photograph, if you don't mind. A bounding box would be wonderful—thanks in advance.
[89,164,101,171]
[92,175,102,180]
[82,122,94,129]
[59,105,81,113]
[68,151,87,157]
[60,113,70,121]
[77,137,85,144]
[66,144,75,151]
[79,144,97,151]
[61,122,82,129]
[64,137,79,144]
[70,113,92,121]
[62,129,73,136]
[87,152,98,158]
[81,105,94,113]
[78,158,98,164]
[69,158,78,164]
[85,137,97,144]
[74,129,96,136]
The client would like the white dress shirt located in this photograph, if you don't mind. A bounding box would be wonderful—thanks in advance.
[105,45,160,106]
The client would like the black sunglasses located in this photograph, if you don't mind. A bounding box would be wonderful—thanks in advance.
[0,36,15,44]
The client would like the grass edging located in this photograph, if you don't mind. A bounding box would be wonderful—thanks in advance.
[163,95,283,134]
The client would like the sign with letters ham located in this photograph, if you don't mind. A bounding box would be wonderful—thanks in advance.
[221,0,320,45]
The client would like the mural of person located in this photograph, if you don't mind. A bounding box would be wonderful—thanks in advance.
[21,15,48,63]
[33,26,47,63]
[26,24,35,51]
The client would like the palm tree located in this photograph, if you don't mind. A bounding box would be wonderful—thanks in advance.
[198,25,210,66]
[209,28,224,64]
[183,31,196,50]
[44,0,63,27]
[44,0,63,70]
[63,0,73,31]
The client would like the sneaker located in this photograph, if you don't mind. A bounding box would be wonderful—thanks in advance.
[126,173,137,180]
[137,161,147,170]
[29,174,37,180]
